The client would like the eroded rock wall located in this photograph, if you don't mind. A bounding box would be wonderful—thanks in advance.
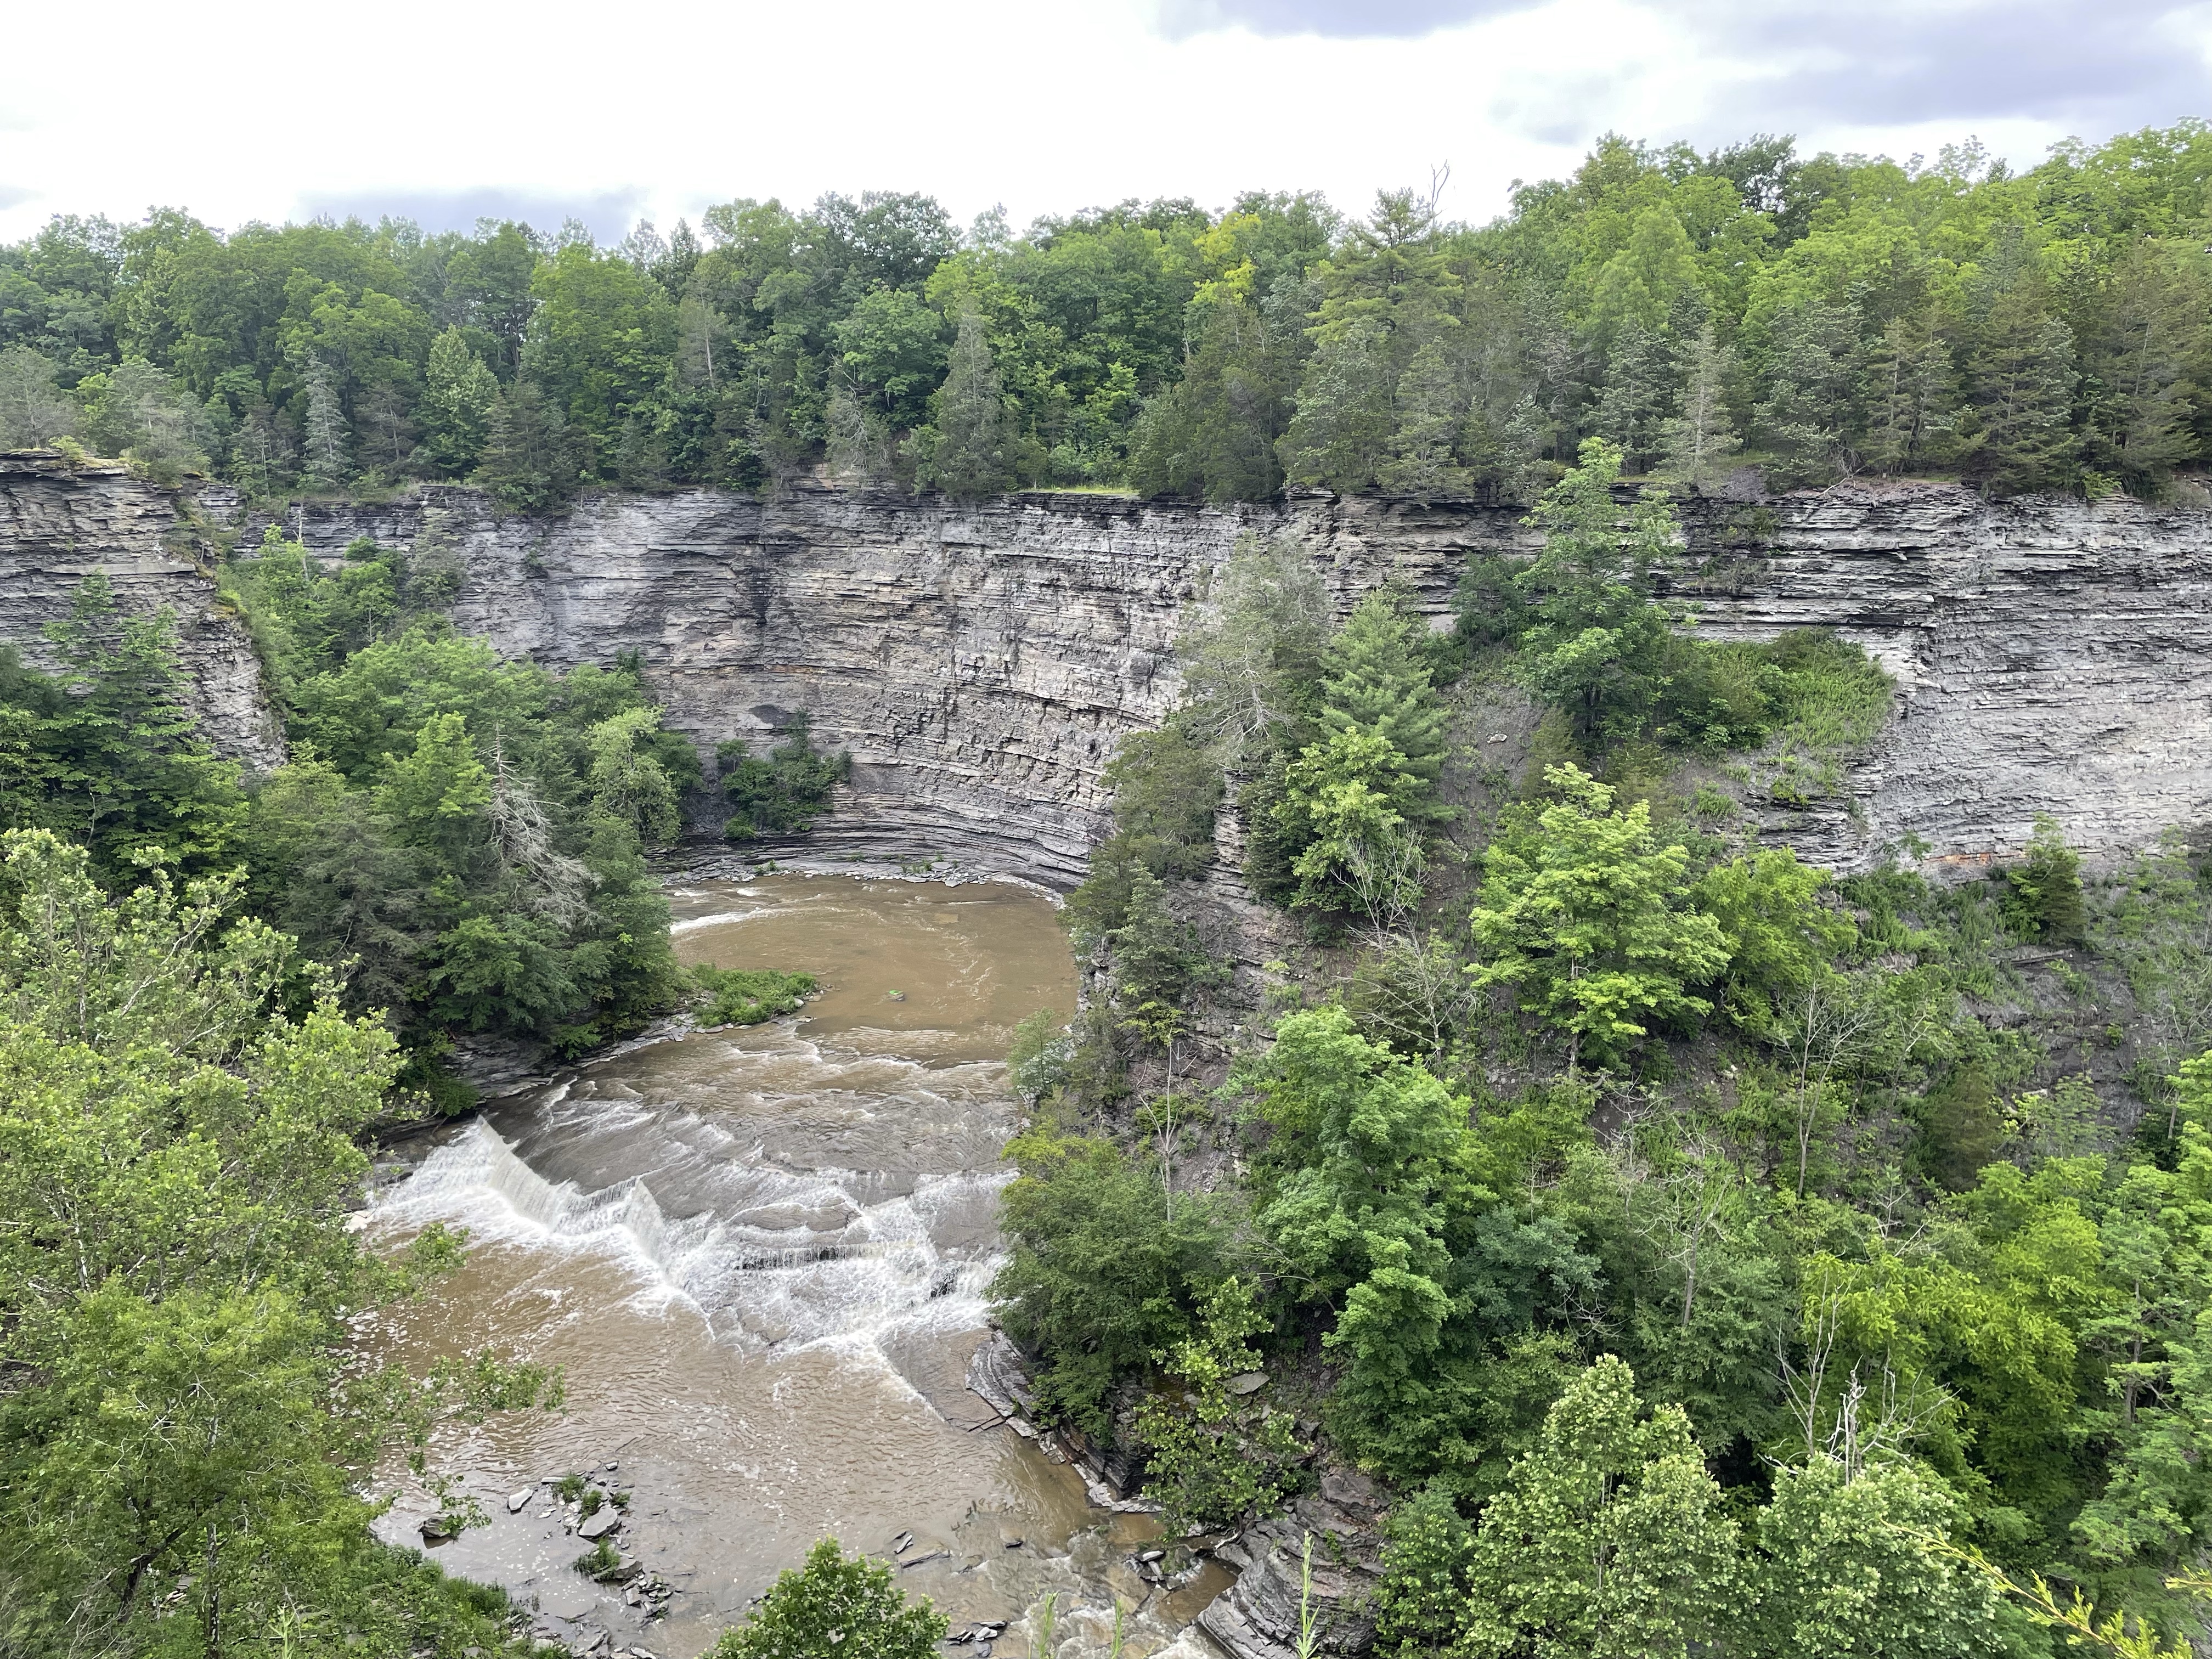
[0,453,283,766]
[5,455,2207,887]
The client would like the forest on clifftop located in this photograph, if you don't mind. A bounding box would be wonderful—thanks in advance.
[2,122,2209,508]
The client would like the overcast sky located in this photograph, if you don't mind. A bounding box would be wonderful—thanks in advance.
[3,0,2208,245]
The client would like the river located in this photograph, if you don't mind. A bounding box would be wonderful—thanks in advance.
[356,874,1228,1658]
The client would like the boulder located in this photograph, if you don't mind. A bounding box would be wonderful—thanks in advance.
[1197,1469,1385,1659]
[578,1508,621,1541]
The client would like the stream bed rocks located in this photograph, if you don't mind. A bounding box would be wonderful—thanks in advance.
[966,1332,1385,1659]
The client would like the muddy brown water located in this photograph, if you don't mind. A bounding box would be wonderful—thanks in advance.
[357,876,1228,1658]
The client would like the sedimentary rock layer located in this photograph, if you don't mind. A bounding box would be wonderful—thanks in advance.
[0,454,282,766]
[5,450,2209,885]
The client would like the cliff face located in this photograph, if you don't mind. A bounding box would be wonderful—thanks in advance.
[4,454,2208,888]
[272,479,2212,885]
[0,453,284,767]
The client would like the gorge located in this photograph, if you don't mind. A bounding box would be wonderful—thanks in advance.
[10,450,2212,1659]
[8,452,2212,891]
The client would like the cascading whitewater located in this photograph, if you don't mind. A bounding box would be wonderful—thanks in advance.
[371,1029,1017,1359]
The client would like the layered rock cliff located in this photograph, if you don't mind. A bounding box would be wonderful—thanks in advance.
[0,454,282,766]
[5,452,2210,887]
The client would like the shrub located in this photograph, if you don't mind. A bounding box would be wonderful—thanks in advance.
[692,965,817,1026]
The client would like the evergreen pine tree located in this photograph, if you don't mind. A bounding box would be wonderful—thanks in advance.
[1593,317,1681,473]
[2080,241,2204,492]
[1657,323,1741,493]
[1278,318,1395,493]
[1754,301,1865,487]
[826,377,890,484]
[924,308,1017,500]
[422,328,499,476]
[1379,331,1472,497]
[1317,592,1449,800]
[300,354,351,490]
[477,379,582,512]
[1861,316,1965,476]
[38,574,241,874]
[0,347,77,450]
[1111,865,1210,1045]
[1971,287,2079,494]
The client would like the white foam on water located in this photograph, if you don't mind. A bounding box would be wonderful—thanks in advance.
[372,1110,1013,1357]
[670,907,774,935]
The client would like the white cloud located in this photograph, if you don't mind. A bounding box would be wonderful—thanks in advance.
[0,0,2203,246]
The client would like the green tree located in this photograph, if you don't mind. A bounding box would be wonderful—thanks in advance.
[299,351,350,489]
[1753,301,1864,487]
[2,575,244,877]
[77,356,211,479]
[1278,317,1393,491]
[719,713,851,841]
[1468,765,1731,1068]
[923,306,1019,499]
[477,377,583,512]
[992,1125,1237,1432]
[1746,1458,2007,1658]
[1694,848,1854,1030]
[1272,592,1450,910]
[422,326,499,475]
[2001,812,2086,943]
[1457,1356,1743,1659]
[1972,276,2079,495]
[1657,321,1740,492]
[1110,864,1213,1045]
[0,345,77,449]
[711,1538,945,1659]
[1238,1006,1564,1476]
[1380,330,1473,497]
[1513,439,1682,748]
[0,829,558,1655]
[1862,316,1966,476]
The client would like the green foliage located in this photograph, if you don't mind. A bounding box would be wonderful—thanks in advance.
[1695,848,1855,1030]
[1272,592,1451,911]
[710,1538,946,1659]
[1133,1277,1307,1535]
[1111,865,1221,1046]
[719,713,852,841]
[1511,440,1683,749]
[1007,1008,1075,1107]
[7,124,2211,501]
[1372,1485,1482,1658]
[1457,1356,1743,1659]
[0,575,242,880]
[1911,1060,2008,1190]
[0,828,560,1655]
[214,557,695,1052]
[1469,764,1731,1064]
[991,1124,1238,1435]
[2002,812,2087,944]
[1062,723,1223,946]
[1746,1458,2007,1658]
[692,964,817,1026]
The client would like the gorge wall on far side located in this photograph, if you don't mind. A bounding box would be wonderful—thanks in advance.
[276,479,2212,885]
[4,449,2209,890]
